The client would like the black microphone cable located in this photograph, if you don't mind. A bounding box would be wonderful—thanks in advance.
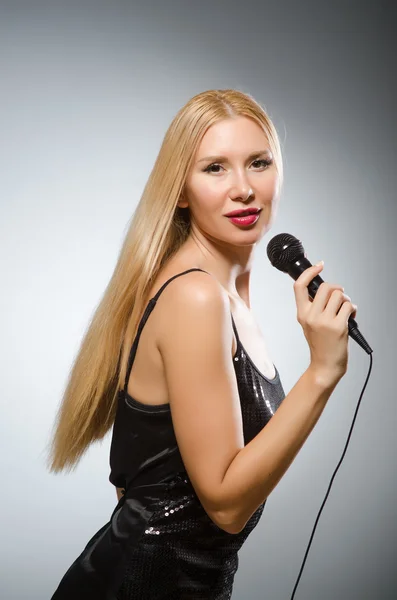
[289,351,373,599]
[265,233,374,599]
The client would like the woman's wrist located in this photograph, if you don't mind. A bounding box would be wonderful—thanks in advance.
[307,362,345,391]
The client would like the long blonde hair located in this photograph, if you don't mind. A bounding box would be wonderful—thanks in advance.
[46,88,284,474]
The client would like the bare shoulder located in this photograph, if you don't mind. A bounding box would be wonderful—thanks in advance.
[163,268,226,300]
[155,269,230,345]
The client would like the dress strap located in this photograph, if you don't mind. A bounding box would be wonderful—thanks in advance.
[230,313,240,345]
[123,268,210,393]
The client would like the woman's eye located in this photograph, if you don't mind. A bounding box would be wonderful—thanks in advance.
[203,158,272,173]
[252,159,272,168]
[204,163,223,173]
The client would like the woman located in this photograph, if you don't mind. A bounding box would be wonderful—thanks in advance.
[48,89,356,599]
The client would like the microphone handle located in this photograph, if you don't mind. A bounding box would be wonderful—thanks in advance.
[286,256,372,354]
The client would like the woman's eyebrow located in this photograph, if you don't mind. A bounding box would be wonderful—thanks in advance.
[197,149,271,163]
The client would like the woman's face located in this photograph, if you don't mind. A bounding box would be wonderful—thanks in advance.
[180,116,280,247]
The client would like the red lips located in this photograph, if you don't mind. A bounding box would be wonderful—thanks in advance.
[224,208,261,217]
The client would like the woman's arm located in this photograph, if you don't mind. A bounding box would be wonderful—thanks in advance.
[157,271,344,535]
[215,365,338,533]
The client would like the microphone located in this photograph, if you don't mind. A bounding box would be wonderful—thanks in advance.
[266,233,372,354]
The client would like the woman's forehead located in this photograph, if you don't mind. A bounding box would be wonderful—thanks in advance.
[196,117,269,157]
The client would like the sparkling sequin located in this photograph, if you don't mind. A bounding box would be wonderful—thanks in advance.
[51,268,286,600]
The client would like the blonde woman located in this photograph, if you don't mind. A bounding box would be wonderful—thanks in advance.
[48,89,355,599]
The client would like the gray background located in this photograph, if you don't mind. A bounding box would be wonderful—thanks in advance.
[1,1,396,598]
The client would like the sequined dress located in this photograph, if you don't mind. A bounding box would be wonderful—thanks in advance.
[51,268,286,599]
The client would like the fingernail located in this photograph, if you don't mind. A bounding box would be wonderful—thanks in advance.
[315,260,324,266]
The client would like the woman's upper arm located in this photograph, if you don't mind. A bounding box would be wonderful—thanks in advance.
[157,273,244,524]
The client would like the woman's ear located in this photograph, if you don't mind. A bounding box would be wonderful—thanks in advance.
[177,194,189,209]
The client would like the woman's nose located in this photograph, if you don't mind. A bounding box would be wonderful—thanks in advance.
[229,171,254,201]
[230,183,254,202]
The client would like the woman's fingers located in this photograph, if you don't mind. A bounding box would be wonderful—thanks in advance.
[293,262,324,311]
[335,299,358,326]
[322,289,351,318]
[294,261,348,324]
[307,283,344,320]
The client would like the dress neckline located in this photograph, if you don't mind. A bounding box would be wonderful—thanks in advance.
[230,314,279,384]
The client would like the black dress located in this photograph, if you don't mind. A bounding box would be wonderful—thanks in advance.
[51,268,286,600]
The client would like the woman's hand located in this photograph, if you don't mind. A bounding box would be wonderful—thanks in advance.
[294,261,357,384]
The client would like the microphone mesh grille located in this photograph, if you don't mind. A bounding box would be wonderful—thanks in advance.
[266,233,305,272]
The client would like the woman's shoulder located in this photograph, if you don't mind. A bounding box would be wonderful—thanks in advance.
[148,259,222,304]
[148,260,229,343]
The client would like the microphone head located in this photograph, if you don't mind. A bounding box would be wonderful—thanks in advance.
[266,233,305,272]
